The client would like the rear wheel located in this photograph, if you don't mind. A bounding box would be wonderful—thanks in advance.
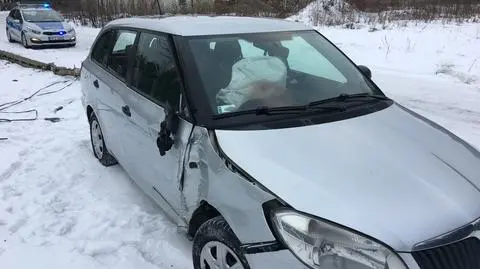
[193,216,250,269]
[89,113,117,166]
[6,29,13,43]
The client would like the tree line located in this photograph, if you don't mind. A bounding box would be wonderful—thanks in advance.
[1,0,478,26]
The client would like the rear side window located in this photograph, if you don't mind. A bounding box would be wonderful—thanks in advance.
[91,30,114,66]
[131,32,182,109]
[106,30,137,80]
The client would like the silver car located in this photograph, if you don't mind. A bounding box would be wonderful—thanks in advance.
[80,16,480,269]
[5,3,76,48]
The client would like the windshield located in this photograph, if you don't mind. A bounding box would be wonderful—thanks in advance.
[187,30,380,116]
[22,9,63,22]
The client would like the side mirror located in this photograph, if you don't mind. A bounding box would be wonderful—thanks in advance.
[156,107,179,156]
[358,65,372,79]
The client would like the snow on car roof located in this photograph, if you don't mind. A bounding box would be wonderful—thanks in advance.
[105,16,311,36]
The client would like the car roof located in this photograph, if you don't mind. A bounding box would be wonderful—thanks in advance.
[16,7,55,11]
[105,15,311,37]
[21,7,51,10]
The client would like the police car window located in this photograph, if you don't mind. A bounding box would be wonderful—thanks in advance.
[131,32,181,109]
[22,9,63,22]
[13,10,21,20]
[106,30,137,80]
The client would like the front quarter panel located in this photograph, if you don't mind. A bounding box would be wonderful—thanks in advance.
[182,126,278,244]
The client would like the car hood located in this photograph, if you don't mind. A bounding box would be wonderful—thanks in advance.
[215,103,480,251]
[28,21,70,31]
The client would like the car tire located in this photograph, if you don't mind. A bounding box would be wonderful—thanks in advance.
[193,216,250,269]
[21,33,30,48]
[7,29,14,43]
[89,113,117,167]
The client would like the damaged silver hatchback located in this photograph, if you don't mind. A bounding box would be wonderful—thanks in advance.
[81,15,480,269]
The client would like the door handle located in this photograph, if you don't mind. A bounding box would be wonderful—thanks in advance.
[93,80,99,88]
[122,105,131,117]
[189,162,198,169]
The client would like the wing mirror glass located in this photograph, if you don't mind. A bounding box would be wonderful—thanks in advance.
[358,65,372,79]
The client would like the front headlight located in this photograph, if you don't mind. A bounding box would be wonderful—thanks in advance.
[271,210,407,269]
[67,28,75,34]
[26,27,41,35]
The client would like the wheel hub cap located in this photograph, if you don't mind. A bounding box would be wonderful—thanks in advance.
[200,241,244,269]
[91,120,104,159]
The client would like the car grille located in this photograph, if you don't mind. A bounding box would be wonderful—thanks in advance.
[43,31,62,36]
[412,237,480,269]
[31,39,72,44]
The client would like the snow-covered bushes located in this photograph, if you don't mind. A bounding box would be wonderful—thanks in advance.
[293,0,480,27]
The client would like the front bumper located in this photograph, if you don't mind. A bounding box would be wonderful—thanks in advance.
[245,250,309,269]
[26,32,76,45]
[245,250,422,269]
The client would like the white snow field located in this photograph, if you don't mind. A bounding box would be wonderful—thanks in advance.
[0,63,192,268]
[1,6,480,269]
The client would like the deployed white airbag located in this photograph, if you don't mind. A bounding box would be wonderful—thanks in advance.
[216,56,287,113]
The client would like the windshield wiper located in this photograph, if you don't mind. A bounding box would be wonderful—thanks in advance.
[308,93,390,108]
[213,104,345,120]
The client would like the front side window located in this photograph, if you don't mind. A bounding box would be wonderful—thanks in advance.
[106,30,137,80]
[187,31,378,115]
[13,10,21,20]
[22,9,63,22]
[131,32,182,110]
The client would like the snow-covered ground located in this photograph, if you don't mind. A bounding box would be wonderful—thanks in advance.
[0,7,480,269]
[0,63,193,268]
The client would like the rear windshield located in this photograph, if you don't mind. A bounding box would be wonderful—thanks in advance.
[22,9,63,22]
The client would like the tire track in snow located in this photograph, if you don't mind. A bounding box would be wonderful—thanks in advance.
[0,162,22,183]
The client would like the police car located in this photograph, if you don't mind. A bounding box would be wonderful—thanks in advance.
[6,3,76,48]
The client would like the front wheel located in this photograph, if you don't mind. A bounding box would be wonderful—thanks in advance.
[193,216,250,269]
[21,33,30,48]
